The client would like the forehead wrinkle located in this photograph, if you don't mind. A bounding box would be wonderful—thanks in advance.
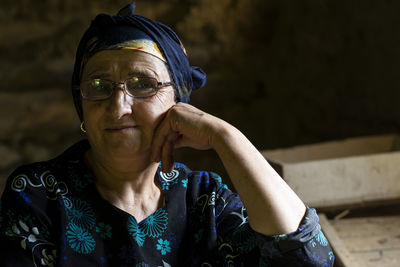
[82,60,114,80]
[127,65,157,78]
[83,50,170,81]
[129,63,170,83]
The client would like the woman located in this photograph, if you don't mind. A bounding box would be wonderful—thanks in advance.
[0,3,334,266]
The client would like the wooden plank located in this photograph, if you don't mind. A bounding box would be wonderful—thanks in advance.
[262,135,400,163]
[351,248,400,267]
[282,152,400,208]
[318,214,359,267]
[329,216,400,267]
[330,216,400,238]
[262,135,400,209]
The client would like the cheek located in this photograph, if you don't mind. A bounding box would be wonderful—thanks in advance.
[153,92,176,115]
[82,102,104,129]
[138,93,175,127]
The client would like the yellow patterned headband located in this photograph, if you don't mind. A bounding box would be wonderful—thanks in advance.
[106,39,166,62]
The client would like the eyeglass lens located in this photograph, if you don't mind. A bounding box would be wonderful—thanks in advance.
[81,77,158,100]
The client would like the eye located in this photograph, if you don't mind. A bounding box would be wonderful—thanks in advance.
[92,79,105,89]
[128,77,155,90]
[126,77,157,97]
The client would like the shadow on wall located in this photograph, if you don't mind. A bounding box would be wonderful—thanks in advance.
[1,0,400,191]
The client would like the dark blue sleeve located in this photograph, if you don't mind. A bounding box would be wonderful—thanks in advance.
[0,166,59,267]
[255,207,335,266]
[212,172,335,266]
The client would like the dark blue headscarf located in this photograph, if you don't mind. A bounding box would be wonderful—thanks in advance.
[72,3,206,121]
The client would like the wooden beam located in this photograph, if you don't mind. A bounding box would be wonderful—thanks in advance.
[318,214,358,267]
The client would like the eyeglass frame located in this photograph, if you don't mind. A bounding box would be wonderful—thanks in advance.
[77,76,175,101]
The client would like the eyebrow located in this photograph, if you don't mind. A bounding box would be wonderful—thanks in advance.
[128,70,157,78]
[85,68,158,80]
[89,73,111,79]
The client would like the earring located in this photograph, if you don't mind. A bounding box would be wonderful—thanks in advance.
[80,122,87,133]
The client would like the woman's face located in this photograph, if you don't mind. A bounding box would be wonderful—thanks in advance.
[81,49,175,160]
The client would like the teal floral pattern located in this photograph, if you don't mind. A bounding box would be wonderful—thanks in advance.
[140,209,168,238]
[136,262,150,267]
[156,238,171,255]
[0,140,334,266]
[127,217,145,246]
[181,179,188,188]
[159,170,179,190]
[66,223,96,254]
[315,231,329,246]
[96,222,112,239]
[66,198,96,229]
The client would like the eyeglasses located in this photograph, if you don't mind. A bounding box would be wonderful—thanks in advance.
[79,77,174,101]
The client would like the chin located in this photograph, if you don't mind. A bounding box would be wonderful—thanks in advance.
[104,138,149,158]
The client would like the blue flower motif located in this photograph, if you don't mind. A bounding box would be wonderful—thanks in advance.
[156,238,171,255]
[136,262,150,267]
[66,198,96,229]
[139,209,168,237]
[66,223,96,254]
[315,231,329,246]
[127,217,145,246]
[96,222,112,239]
[181,179,188,188]
[119,245,136,264]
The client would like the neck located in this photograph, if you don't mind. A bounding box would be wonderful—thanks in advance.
[85,149,163,221]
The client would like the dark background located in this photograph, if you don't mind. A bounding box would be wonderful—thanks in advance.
[1,0,399,192]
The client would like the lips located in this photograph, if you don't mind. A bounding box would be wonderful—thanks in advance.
[105,125,137,132]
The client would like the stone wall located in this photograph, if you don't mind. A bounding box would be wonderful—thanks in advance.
[1,0,399,193]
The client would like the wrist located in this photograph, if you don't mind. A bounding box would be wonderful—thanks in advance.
[209,118,237,152]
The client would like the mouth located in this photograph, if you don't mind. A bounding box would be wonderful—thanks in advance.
[105,125,137,132]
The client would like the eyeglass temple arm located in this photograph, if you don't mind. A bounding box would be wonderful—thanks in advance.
[158,81,175,88]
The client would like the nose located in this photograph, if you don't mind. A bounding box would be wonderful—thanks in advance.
[108,84,133,119]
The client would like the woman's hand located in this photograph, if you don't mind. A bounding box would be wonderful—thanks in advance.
[151,102,306,236]
[150,102,227,172]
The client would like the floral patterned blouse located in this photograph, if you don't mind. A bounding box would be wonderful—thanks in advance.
[0,140,334,266]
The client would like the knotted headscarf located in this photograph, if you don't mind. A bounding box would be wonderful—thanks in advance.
[71,2,207,121]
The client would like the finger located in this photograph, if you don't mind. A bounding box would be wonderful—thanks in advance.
[151,113,175,162]
[150,108,177,162]
[161,132,180,172]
